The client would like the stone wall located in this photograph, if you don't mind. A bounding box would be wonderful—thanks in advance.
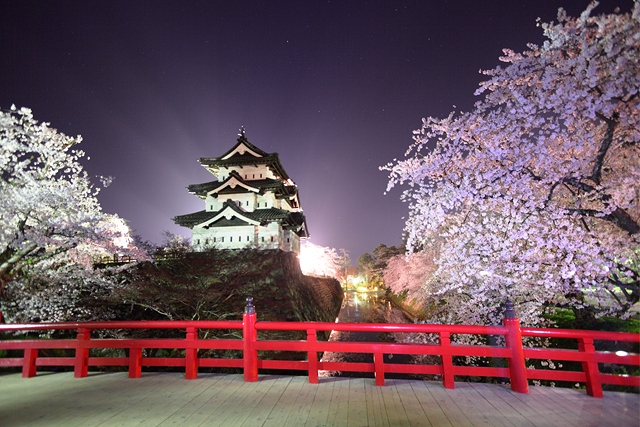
[121,249,343,326]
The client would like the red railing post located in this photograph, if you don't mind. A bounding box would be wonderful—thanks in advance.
[578,337,603,398]
[74,327,90,378]
[243,297,258,382]
[128,347,142,378]
[307,329,319,384]
[22,348,38,378]
[374,352,385,386]
[185,327,198,380]
[440,331,455,389]
[503,301,528,394]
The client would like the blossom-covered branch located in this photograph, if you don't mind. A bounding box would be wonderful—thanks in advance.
[383,3,640,325]
[0,107,131,293]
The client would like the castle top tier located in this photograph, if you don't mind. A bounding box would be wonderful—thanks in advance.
[173,130,308,254]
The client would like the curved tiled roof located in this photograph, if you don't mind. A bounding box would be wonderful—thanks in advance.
[198,135,290,180]
[173,200,308,237]
[187,171,298,200]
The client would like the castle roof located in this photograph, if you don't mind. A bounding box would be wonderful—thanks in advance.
[198,134,290,180]
[173,200,308,237]
[187,170,298,201]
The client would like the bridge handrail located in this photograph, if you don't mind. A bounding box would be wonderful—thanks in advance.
[1,298,638,398]
[521,327,639,341]
[255,321,508,335]
[0,320,243,331]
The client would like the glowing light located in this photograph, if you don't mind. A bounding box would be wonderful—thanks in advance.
[298,241,338,277]
[615,351,628,357]
[113,222,132,248]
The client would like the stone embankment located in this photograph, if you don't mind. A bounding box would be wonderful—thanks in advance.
[123,249,343,326]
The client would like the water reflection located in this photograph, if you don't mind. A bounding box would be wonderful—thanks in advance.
[338,290,390,323]
[322,290,415,378]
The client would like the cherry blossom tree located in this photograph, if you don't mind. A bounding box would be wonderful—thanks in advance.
[383,3,639,326]
[383,251,438,300]
[299,241,349,280]
[357,244,405,287]
[0,106,131,295]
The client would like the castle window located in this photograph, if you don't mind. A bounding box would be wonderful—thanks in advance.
[245,175,247,179]
[214,237,217,242]
[271,236,274,242]
[196,239,200,244]
[260,174,262,178]
[221,237,224,242]
[246,201,249,206]
[230,236,233,242]
[205,238,209,244]
[246,236,250,241]
[261,237,264,242]
[237,201,241,206]
[238,236,241,241]
[253,174,255,178]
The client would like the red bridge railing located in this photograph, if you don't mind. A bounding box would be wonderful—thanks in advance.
[0,298,638,398]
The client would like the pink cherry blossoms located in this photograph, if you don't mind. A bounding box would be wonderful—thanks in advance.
[383,3,639,326]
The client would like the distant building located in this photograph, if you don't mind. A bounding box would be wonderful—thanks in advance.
[173,129,309,254]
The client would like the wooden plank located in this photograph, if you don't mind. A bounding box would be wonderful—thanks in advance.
[364,378,391,427]
[239,376,292,427]
[467,383,536,427]
[209,376,282,427]
[260,375,306,427]
[543,386,606,423]
[75,373,187,427]
[596,391,640,426]
[325,377,351,427]
[391,379,433,427]
[445,385,495,427]
[485,383,574,427]
[347,378,370,427]
[282,376,318,427]
[130,374,229,427]
[86,373,202,427]
[409,381,453,427]
[304,378,336,427]
[451,382,515,427]
[196,375,265,427]
[424,382,476,427]
[512,385,585,427]
[0,372,638,427]
[155,374,245,427]
[379,379,411,426]
[151,374,246,427]
[544,385,639,427]
[0,372,179,427]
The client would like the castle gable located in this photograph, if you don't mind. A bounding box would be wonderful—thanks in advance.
[207,171,260,197]
[200,200,261,228]
[221,141,264,160]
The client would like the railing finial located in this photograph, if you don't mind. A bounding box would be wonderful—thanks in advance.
[245,297,255,314]
[504,299,516,319]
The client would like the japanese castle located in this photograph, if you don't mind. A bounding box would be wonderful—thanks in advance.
[173,129,309,254]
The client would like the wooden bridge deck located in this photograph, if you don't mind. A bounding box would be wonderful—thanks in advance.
[0,372,637,427]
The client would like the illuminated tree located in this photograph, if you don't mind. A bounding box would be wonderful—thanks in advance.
[383,251,438,300]
[357,244,405,287]
[299,241,349,280]
[0,106,131,294]
[383,4,640,325]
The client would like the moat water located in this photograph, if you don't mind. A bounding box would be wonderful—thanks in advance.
[320,290,418,378]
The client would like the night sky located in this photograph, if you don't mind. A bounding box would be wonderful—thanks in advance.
[0,1,632,261]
